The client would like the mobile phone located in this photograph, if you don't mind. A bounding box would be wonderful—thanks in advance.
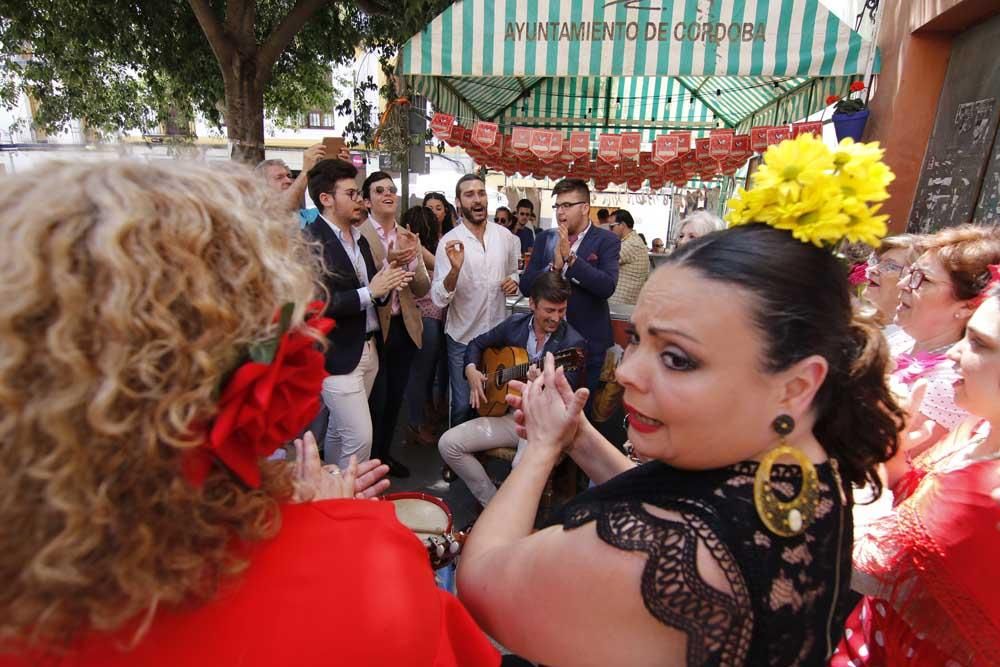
[322,136,346,158]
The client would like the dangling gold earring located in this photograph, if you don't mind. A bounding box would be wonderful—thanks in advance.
[753,415,820,537]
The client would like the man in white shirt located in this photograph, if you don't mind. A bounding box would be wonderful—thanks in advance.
[431,174,520,427]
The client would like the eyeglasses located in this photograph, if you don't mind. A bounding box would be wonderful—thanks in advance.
[901,267,935,291]
[334,188,362,201]
[553,201,588,212]
[866,254,905,275]
[373,185,398,196]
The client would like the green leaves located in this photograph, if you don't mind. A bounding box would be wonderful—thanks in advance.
[0,0,457,151]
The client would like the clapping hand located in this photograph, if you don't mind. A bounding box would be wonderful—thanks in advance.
[506,352,589,458]
[554,225,571,269]
[290,432,390,502]
[388,228,420,267]
[369,265,414,300]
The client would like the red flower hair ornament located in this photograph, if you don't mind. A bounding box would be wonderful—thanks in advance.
[183,301,334,488]
[969,264,1000,309]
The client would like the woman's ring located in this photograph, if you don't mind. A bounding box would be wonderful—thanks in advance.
[327,466,342,476]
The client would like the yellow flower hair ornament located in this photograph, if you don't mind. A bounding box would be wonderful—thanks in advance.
[725,134,895,248]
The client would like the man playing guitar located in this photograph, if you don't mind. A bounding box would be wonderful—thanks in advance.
[438,272,586,508]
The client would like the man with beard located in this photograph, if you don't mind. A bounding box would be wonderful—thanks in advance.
[359,171,430,478]
[438,272,584,508]
[431,174,520,427]
[305,159,413,467]
[520,178,620,400]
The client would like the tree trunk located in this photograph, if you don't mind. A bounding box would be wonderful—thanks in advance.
[223,54,266,165]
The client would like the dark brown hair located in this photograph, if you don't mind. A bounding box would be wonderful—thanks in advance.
[552,177,590,201]
[668,223,905,496]
[307,159,357,215]
[529,271,572,304]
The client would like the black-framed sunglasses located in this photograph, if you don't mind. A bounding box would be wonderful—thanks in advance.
[373,185,398,196]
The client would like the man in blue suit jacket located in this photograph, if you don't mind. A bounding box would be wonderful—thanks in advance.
[520,178,621,399]
[438,272,586,507]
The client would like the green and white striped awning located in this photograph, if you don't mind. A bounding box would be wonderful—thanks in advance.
[399,0,879,138]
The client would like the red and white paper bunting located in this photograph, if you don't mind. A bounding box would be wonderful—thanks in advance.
[670,131,692,153]
[792,121,823,138]
[620,132,642,161]
[709,132,733,159]
[597,133,623,164]
[569,131,591,158]
[430,113,455,140]
[766,126,791,145]
[511,127,532,153]
[750,127,770,152]
[472,121,499,149]
[653,135,679,165]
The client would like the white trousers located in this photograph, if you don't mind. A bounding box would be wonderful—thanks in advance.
[437,413,526,507]
[322,339,379,468]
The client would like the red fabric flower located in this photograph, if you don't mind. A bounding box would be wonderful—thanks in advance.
[184,310,334,488]
[848,261,869,287]
[826,94,840,105]
[849,81,865,92]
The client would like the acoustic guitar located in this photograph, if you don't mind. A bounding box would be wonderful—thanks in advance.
[477,346,586,417]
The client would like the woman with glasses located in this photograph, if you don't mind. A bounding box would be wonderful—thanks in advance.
[862,235,923,341]
[885,225,1000,483]
[834,269,1000,667]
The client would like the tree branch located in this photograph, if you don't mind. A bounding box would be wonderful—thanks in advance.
[187,0,234,66]
[256,0,332,85]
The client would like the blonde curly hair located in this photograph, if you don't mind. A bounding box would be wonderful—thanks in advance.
[0,159,324,646]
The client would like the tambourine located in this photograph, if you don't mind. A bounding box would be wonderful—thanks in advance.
[382,492,466,569]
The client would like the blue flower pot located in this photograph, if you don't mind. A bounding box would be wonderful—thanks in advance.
[832,109,870,142]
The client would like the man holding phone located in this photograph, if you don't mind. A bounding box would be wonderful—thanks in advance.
[431,174,520,427]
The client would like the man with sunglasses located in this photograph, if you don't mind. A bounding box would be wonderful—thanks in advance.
[520,178,620,399]
[304,160,413,469]
[359,171,430,478]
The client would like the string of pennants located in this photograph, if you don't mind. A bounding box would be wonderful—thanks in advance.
[430,112,822,191]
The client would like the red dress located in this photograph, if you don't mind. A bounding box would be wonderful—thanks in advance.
[0,500,499,667]
[832,421,1000,666]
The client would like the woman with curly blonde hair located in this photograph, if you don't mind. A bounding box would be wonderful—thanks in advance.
[0,160,498,666]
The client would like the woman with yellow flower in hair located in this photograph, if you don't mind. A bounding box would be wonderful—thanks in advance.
[456,134,904,666]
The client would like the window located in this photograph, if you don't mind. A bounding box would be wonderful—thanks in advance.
[308,112,321,128]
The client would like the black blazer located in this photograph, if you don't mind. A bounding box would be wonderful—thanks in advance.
[305,218,386,375]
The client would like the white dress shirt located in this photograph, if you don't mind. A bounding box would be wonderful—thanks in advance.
[321,214,379,334]
[525,317,551,363]
[431,221,520,345]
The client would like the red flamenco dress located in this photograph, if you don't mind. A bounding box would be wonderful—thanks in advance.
[831,421,1000,666]
[1,500,500,667]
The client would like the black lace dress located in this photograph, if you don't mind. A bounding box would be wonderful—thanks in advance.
[544,459,854,666]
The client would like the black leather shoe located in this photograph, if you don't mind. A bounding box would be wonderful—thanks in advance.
[386,456,411,478]
[441,464,457,482]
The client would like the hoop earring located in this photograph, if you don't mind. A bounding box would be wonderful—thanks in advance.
[753,415,820,537]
